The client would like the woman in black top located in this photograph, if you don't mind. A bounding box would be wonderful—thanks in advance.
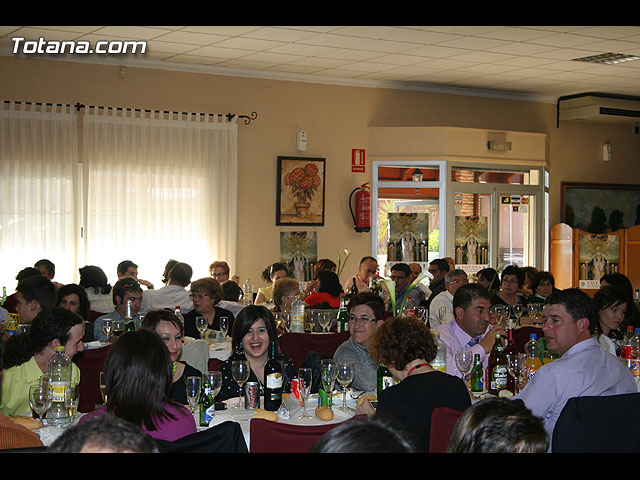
[141,309,202,405]
[182,277,235,339]
[357,316,471,453]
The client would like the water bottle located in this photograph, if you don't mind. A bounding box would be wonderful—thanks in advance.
[524,334,542,380]
[630,328,640,377]
[290,295,305,333]
[47,345,72,427]
[431,331,446,373]
[243,278,253,305]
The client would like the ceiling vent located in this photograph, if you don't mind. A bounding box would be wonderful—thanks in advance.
[557,92,640,126]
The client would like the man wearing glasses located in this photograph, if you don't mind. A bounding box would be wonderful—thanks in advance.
[93,278,143,342]
[428,269,468,330]
[388,263,425,312]
[334,293,386,393]
[344,256,379,295]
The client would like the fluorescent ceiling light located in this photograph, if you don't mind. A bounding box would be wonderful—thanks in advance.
[572,52,640,64]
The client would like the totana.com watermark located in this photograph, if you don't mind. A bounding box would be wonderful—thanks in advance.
[11,37,147,55]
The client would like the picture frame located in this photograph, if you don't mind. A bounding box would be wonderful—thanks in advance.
[276,156,325,226]
[562,182,640,233]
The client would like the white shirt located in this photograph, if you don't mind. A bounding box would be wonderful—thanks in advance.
[85,289,114,314]
[140,284,193,314]
[429,290,454,330]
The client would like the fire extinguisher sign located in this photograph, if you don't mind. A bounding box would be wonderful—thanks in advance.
[352,149,365,173]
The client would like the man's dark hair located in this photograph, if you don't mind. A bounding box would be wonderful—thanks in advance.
[30,307,84,355]
[390,263,411,278]
[34,259,55,276]
[347,292,386,321]
[477,267,498,289]
[545,288,593,330]
[112,277,143,306]
[169,262,192,286]
[501,265,525,288]
[453,283,491,312]
[15,267,41,283]
[16,275,56,311]
[117,260,138,276]
[221,280,242,302]
[48,413,158,453]
[429,258,450,273]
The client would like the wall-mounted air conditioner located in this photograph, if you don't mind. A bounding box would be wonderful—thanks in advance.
[557,92,640,126]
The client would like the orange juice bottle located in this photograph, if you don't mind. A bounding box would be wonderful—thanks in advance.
[524,334,542,380]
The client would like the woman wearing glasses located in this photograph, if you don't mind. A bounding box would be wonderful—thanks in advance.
[183,277,235,339]
[490,265,528,312]
[333,292,386,393]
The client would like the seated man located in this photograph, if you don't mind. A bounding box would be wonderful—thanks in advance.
[428,269,468,330]
[388,262,425,314]
[34,259,64,289]
[437,283,506,378]
[334,292,385,393]
[140,262,193,315]
[410,263,431,298]
[93,277,143,342]
[344,256,378,295]
[422,259,450,309]
[117,260,154,290]
[0,308,84,416]
[2,267,49,315]
[514,288,637,448]
[13,275,57,324]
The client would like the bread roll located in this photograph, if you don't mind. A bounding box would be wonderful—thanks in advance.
[315,405,334,421]
[9,416,41,431]
[356,394,377,408]
[253,408,278,422]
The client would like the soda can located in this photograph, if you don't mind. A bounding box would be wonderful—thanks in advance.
[244,382,260,409]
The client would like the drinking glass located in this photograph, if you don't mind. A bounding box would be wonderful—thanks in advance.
[231,360,250,409]
[507,353,527,394]
[194,316,207,338]
[454,351,474,384]
[320,359,338,405]
[438,306,448,325]
[297,368,313,418]
[336,362,355,411]
[513,303,524,326]
[112,318,125,337]
[492,305,505,326]
[318,312,331,333]
[101,318,113,342]
[186,376,201,415]
[220,317,229,339]
[527,303,541,327]
[29,384,51,428]
[65,383,80,420]
[99,372,108,404]
[274,312,282,330]
[204,371,223,400]
[282,313,291,333]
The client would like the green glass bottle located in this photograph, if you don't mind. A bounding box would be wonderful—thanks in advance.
[377,363,393,398]
[336,295,349,333]
[470,353,484,393]
[199,375,215,427]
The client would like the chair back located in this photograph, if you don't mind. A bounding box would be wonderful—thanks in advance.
[429,406,465,453]
[552,393,640,453]
[249,416,365,453]
[208,357,223,372]
[279,331,350,370]
[155,421,248,453]
[73,345,111,413]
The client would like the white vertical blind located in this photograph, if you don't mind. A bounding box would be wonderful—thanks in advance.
[0,102,78,289]
[82,107,238,285]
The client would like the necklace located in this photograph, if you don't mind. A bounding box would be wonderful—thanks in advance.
[407,363,431,376]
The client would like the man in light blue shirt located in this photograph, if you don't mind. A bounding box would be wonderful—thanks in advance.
[93,278,143,342]
[514,288,637,448]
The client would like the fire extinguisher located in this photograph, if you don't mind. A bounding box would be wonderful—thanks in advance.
[349,183,371,233]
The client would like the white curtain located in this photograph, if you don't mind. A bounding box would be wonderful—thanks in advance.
[0,102,78,290]
[82,107,238,285]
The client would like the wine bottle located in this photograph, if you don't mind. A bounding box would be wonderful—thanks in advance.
[124,300,136,332]
[264,341,283,411]
[504,328,519,395]
[488,334,509,396]
[377,363,393,398]
[199,375,215,427]
[336,295,349,333]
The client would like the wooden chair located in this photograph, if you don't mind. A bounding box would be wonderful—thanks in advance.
[429,406,465,453]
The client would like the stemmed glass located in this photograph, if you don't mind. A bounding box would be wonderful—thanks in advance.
[64,383,80,420]
[454,351,474,385]
[112,318,125,337]
[186,376,201,415]
[492,305,505,326]
[507,353,527,394]
[99,372,108,405]
[527,303,541,327]
[220,317,229,339]
[318,312,331,333]
[231,360,250,409]
[29,384,51,428]
[282,313,291,333]
[336,362,355,411]
[512,303,525,327]
[320,359,338,407]
[297,368,313,418]
[273,313,282,331]
[195,316,208,339]
[204,371,223,414]
[101,318,113,343]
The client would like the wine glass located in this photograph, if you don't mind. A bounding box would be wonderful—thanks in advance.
[527,303,541,327]
[512,303,524,327]
[195,316,208,339]
[318,312,331,333]
[220,316,229,339]
[112,318,125,337]
[65,383,80,420]
[99,371,108,405]
[282,313,291,333]
[231,360,250,409]
[507,353,527,394]
[454,350,474,385]
[274,312,282,330]
[492,305,505,326]
[336,362,355,411]
[29,384,51,428]
[204,371,223,401]
[101,318,113,342]
[297,368,313,418]
[320,359,338,406]
[186,376,201,415]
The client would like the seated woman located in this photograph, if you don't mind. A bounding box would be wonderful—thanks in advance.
[490,265,528,319]
[356,316,471,453]
[182,277,235,339]
[447,397,548,453]
[527,271,556,304]
[272,277,301,314]
[218,305,296,402]
[304,270,343,309]
[254,262,289,305]
[600,272,640,329]
[56,283,93,342]
[141,309,202,405]
[79,329,197,442]
[78,265,113,314]
[591,285,629,357]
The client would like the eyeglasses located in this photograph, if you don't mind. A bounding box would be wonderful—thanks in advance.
[502,278,520,285]
[389,275,407,280]
[211,272,227,278]
[189,293,210,300]
[349,315,377,324]
[447,279,468,285]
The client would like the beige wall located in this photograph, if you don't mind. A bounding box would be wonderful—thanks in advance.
[3,55,639,285]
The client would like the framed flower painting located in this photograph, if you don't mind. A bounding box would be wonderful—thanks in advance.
[276,156,325,226]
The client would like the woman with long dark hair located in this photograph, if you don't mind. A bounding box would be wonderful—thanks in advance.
[78,265,113,314]
[592,285,630,357]
[254,262,289,305]
[304,270,343,308]
[78,329,196,442]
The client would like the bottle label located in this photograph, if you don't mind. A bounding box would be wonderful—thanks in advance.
[50,382,67,403]
[266,372,283,389]
[622,346,632,359]
[490,365,508,390]
[630,359,640,377]
[380,375,393,391]
[432,363,446,373]
[291,314,304,332]
[202,404,215,423]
